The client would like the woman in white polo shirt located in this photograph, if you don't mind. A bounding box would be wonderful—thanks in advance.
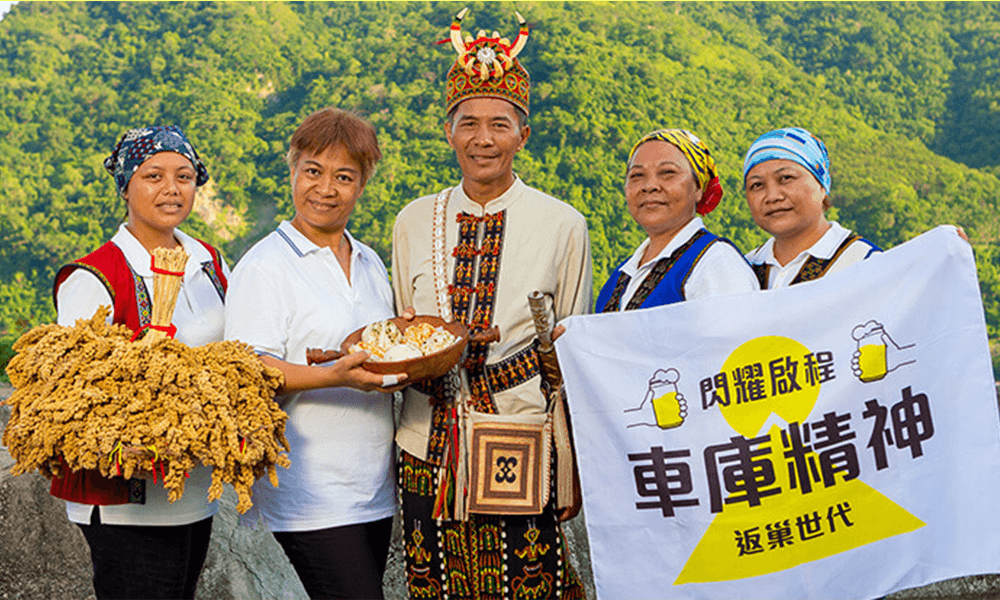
[225,108,403,600]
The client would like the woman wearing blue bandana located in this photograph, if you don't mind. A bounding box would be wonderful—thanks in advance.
[52,125,228,600]
[742,127,881,289]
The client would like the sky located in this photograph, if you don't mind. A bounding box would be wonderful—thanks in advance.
[0,2,16,21]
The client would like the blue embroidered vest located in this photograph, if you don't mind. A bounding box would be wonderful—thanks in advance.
[597,229,731,312]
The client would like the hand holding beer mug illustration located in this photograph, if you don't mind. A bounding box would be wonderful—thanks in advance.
[626,368,688,429]
[851,320,916,382]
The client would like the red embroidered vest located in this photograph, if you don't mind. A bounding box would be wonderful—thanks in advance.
[48,239,227,505]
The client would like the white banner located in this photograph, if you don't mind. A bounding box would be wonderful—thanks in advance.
[556,226,1000,600]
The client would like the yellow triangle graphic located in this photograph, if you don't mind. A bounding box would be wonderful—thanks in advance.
[675,426,925,585]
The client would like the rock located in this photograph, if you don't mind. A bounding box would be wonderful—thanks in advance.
[0,400,94,600]
[195,490,306,600]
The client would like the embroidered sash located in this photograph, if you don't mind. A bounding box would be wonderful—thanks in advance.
[425,190,513,463]
[790,233,863,284]
[600,229,708,312]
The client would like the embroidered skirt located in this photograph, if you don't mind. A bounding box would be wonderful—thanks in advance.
[399,451,585,600]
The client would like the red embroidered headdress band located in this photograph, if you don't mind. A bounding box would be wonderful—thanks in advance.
[444,7,531,116]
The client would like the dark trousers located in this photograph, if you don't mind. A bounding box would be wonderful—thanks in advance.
[77,508,213,600]
[273,517,394,600]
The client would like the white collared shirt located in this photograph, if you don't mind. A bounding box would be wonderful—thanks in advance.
[55,223,228,526]
[617,217,759,309]
[225,220,396,531]
[746,221,879,289]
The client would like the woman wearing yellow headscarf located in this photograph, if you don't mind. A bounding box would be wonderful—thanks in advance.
[595,129,758,312]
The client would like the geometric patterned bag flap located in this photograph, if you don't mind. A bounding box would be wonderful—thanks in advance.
[467,410,552,515]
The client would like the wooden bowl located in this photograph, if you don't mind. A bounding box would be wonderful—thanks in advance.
[338,316,469,384]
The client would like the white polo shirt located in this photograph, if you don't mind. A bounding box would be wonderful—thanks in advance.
[55,224,228,526]
[225,220,396,532]
[617,217,759,308]
[745,221,879,289]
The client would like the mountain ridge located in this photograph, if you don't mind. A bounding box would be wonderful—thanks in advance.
[1,1,998,367]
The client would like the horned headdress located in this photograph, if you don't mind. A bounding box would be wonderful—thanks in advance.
[444,8,531,115]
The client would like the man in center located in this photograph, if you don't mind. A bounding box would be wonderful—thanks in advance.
[391,9,591,599]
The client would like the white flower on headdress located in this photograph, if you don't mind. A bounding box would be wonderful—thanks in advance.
[476,46,497,66]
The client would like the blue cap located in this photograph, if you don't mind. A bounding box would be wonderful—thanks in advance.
[742,127,831,194]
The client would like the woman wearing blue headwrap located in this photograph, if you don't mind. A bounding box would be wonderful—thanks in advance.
[742,127,881,289]
[52,126,228,600]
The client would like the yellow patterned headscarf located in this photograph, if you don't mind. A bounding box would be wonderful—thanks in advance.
[627,129,723,215]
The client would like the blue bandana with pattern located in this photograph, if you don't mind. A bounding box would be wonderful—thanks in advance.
[103,126,209,196]
[742,127,831,194]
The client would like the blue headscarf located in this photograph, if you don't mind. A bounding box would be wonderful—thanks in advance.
[742,127,831,194]
[103,126,209,197]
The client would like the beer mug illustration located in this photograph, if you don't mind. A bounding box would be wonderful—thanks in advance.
[851,320,916,383]
[626,368,687,429]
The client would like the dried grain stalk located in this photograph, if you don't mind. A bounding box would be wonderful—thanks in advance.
[2,306,288,513]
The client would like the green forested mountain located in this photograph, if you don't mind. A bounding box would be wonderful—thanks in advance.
[2,2,1000,367]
